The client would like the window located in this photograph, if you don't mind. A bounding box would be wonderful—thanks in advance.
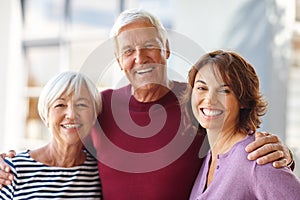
[21,0,120,148]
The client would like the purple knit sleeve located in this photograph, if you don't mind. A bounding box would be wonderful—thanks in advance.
[253,163,300,199]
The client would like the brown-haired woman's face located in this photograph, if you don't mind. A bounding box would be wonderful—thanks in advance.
[191,64,240,131]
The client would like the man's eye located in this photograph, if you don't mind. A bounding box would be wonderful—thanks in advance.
[123,49,134,55]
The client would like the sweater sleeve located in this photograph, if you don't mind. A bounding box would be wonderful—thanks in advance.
[253,163,300,199]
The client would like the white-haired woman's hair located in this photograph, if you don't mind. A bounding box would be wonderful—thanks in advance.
[38,71,102,123]
[110,8,168,47]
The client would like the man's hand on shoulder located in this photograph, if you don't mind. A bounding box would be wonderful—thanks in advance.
[245,132,293,168]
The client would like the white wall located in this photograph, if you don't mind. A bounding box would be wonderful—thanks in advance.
[0,0,25,152]
[172,0,293,140]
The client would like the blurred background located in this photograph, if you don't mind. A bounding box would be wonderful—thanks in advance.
[0,0,299,177]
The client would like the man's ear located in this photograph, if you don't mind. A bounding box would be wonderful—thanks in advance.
[116,55,124,70]
[117,58,122,70]
[114,41,123,70]
[165,39,170,59]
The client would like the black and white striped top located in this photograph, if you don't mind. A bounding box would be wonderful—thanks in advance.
[0,150,102,199]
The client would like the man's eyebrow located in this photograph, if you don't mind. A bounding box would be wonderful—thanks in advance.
[146,38,159,42]
[120,45,132,51]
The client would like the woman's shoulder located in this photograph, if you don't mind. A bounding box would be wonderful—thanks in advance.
[83,150,98,166]
[221,134,261,170]
[5,150,31,163]
[229,134,282,171]
[4,150,36,174]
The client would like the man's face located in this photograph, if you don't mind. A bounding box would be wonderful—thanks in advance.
[115,20,170,91]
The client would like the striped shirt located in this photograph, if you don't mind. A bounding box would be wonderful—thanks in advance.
[0,150,102,200]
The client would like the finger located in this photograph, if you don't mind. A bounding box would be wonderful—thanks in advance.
[256,150,284,165]
[0,156,13,182]
[0,178,12,185]
[7,150,16,158]
[257,131,270,137]
[282,147,293,165]
[247,143,283,160]
[0,170,14,189]
[273,158,289,168]
[8,150,16,155]
[0,169,13,184]
[0,157,10,172]
[0,153,7,159]
[245,134,279,153]
[0,150,16,159]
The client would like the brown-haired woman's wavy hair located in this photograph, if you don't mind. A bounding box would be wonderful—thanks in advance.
[182,50,267,134]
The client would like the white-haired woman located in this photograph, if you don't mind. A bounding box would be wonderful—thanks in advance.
[0,71,102,199]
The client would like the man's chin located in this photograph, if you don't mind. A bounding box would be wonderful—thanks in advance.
[133,82,165,89]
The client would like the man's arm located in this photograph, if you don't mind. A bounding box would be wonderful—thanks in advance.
[0,132,295,188]
[0,151,15,188]
[245,132,294,169]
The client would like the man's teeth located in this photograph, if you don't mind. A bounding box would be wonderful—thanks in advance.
[137,68,153,75]
[62,124,81,129]
[202,109,222,117]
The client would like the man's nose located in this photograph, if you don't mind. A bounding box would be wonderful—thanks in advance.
[134,48,147,64]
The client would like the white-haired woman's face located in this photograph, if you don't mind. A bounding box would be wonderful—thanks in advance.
[46,84,96,146]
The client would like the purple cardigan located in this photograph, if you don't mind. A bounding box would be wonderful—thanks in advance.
[190,134,300,200]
